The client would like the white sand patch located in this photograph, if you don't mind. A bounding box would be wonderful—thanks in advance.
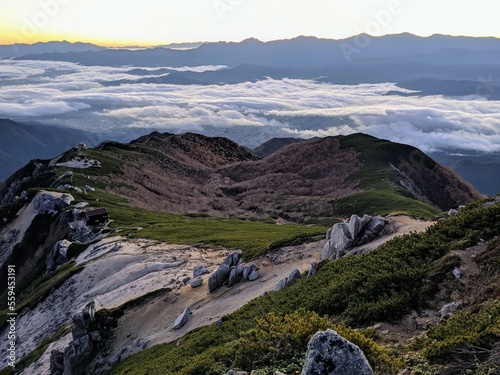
[56,157,100,169]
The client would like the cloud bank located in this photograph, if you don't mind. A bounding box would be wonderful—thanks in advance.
[0,60,499,152]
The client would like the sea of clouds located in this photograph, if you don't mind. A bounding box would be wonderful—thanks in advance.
[1,59,499,152]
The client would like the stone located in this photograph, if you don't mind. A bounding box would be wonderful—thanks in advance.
[193,265,210,277]
[223,250,243,267]
[182,276,191,285]
[366,216,386,235]
[301,329,374,375]
[190,277,203,288]
[348,214,364,240]
[208,264,231,292]
[321,223,353,260]
[308,262,318,277]
[63,334,93,375]
[46,239,72,271]
[448,209,459,216]
[248,270,260,281]
[33,192,74,214]
[228,265,245,287]
[452,267,462,280]
[243,263,258,280]
[84,185,95,193]
[172,306,192,330]
[439,302,462,320]
[274,268,300,291]
[273,278,288,292]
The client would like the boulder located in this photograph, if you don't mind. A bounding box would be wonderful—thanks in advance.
[208,264,231,292]
[366,216,386,235]
[228,265,245,287]
[248,270,260,281]
[63,335,93,375]
[439,302,462,320]
[274,268,301,291]
[193,265,210,277]
[243,263,258,280]
[348,214,364,240]
[172,306,192,330]
[223,250,243,267]
[308,262,318,277]
[301,329,374,375]
[190,277,203,288]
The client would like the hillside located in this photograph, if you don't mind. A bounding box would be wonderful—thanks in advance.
[0,132,482,226]
[0,131,496,375]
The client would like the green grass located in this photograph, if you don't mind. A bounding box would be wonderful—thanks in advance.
[72,190,327,260]
[334,190,441,218]
[335,134,441,219]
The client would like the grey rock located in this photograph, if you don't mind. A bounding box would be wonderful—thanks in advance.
[63,334,93,375]
[228,265,245,287]
[248,270,260,281]
[243,263,258,280]
[321,223,353,260]
[223,250,243,267]
[172,306,192,330]
[301,329,374,375]
[33,192,74,214]
[190,277,203,288]
[326,227,332,240]
[90,331,101,342]
[182,276,191,285]
[46,239,72,271]
[366,216,386,235]
[274,278,288,292]
[361,214,373,226]
[448,209,459,216]
[193,265,209,277]
[308,262,318,277]
[208,263,231,292]
[225,370,248,375]
[452,267,462,280]
[439,302,462,320]
[348,214,364,239]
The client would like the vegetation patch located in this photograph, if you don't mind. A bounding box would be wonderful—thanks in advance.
[111,202,500,375]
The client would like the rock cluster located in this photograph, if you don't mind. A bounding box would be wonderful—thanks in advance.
[208,251,260,293]
[51,300,106,375]
[301,329,374,375]
[321,214,386,260]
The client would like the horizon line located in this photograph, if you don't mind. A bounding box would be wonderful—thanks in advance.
[2,32,500,49]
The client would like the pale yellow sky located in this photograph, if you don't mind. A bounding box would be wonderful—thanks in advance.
[1,0,499,46]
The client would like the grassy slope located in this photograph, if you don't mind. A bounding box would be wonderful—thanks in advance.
[111,201,500,375]
[72,190,327,260]
[335,134,441,218]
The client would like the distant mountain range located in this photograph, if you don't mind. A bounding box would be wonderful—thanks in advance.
[7,34,499,98]
[0,41,104,58]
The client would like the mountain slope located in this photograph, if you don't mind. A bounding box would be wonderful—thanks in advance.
[0,133,482,225]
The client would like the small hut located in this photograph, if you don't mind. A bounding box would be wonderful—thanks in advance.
[85,208,109,226]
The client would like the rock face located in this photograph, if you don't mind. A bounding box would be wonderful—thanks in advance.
[301,329,374,375]
[321,214,387,260]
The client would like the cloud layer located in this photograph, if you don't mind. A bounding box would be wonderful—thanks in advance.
[0,59,499,152]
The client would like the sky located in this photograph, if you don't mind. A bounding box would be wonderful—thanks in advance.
[1,0,500,46]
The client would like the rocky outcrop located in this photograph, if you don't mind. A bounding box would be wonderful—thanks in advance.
[208,251,259,292]
[34,192,74,214]
[321,215,387,260]
[301,329,374,375]
[51,300,104,375]
[46,239,72,271]
[274,268,301,292]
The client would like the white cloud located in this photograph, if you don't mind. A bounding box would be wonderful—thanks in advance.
[0,60,499,153]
